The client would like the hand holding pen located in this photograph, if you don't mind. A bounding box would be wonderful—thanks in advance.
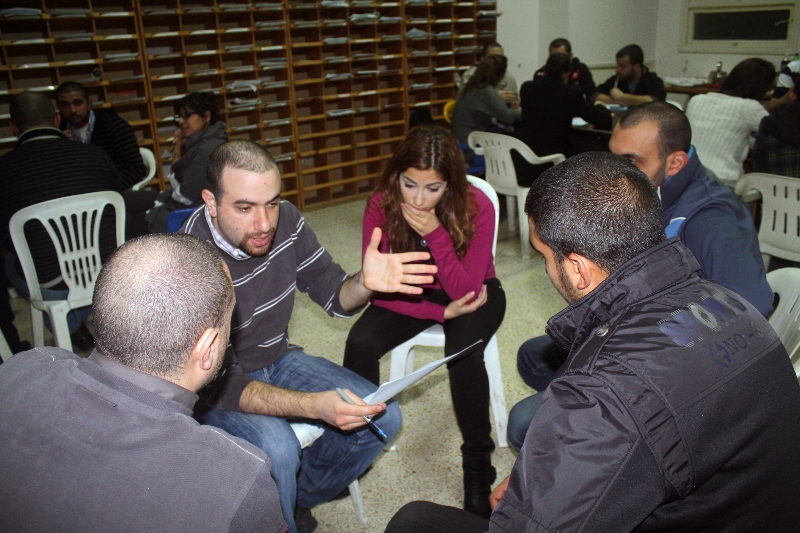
[336,388,388,441]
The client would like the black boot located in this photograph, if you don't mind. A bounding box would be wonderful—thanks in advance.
[463,453,496,519]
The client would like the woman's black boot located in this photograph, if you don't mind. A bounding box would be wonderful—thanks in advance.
[463,453,497,518]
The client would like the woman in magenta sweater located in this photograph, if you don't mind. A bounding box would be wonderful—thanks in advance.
[343,125,506,519]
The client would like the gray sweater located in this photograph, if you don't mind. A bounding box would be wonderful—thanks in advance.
[0,348,286,533]
[450,85,521,144]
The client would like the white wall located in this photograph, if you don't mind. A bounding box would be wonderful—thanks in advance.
[653,0,799,80]
[498,0,659,85]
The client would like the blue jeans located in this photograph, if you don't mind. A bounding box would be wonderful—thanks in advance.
[507,335,567,451]
[199,348,402,533]
[4,254,90,334]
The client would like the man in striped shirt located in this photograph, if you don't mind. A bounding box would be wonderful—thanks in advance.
[184,140,437,533]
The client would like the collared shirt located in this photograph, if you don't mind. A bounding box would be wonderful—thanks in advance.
[89,350,198,410]
[205,207,251,260]
[67,109,96,144]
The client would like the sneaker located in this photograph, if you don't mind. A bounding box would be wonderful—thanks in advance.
[294,506,318,533]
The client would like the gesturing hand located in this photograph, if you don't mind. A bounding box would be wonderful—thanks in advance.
[401,203,440,236]
[362,227,437,295]
[444,284,488,320]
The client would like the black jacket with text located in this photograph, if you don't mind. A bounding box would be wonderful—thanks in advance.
[490,239,800,532]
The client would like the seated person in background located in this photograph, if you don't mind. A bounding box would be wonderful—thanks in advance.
[128,92,228,237]
[686,58,774,189]
[507,101,773,451]
[183,140,436,533]
[451,55,521,148]
[535,38,596,99]
[343,126,506,519]
[0,234,287,533]
[56,81,146,190]
[768,57,800,110]
[0,91,122,352]
[593,44,666,106]
[754,83,800,177]
[514,53,611,186]
[383,152,800,533]
[458,41,518,105]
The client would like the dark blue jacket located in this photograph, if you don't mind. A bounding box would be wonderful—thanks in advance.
[490,239,800,532]
[661,148,773,317]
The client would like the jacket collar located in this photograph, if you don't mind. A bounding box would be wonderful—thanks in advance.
[17,127,66,145]
[658,148,702,212]
[546,239,701,351]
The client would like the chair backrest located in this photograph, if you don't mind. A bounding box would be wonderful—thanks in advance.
[9,191,126,309]
[767,267,800,378]
[666,100,684,111]
[131,147,157,191]
[736,173,800,263]
[467,131,566,197]
[443,99,457,124]
[466,175,499,260]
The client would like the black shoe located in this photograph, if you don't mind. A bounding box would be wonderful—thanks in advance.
[70,324,95,352]
[294,506,318,533]
[463,457,497,519]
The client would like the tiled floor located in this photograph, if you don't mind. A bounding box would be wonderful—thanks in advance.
[6,197,568,533]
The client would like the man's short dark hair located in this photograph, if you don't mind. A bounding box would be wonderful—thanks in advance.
[549,38,572,53]
[481,41,502,57]
[206,140,279,201]
[616,44,644,67]
[93,233,234,381]
[544,53,572,80]
[55,81,88,100]
[10,91,56,132]
[617,101,692,159]
[525,152,665,273]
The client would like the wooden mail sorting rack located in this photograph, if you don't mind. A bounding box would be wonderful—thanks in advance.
[0,1,497,209]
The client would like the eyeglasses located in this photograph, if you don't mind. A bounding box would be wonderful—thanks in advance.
[174,111,198,122]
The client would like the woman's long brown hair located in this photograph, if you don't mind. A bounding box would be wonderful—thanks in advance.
[374,125,476,258]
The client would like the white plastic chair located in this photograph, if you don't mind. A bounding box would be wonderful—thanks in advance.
[468,131,565,259]
[666,100,684,111]
[9,191,126,352]
[735,173,800,269]
[131,147,157,191]
[289,422,366,524]
[0,331,12,362]
[388,175,508,448]
[766,268,800,378]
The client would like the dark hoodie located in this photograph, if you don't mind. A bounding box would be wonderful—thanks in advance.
[754,101,800,176]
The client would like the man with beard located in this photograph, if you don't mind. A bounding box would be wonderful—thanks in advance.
[56,81,146,190]
[382,152,800,533]
[183,140,437,533]
[0,234,287,533]
[593,44,666,106]
[507,101,773,451]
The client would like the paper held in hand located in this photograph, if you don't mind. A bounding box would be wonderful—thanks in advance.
[362,338,483,405]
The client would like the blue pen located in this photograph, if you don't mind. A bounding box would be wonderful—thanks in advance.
[335,387,387,441]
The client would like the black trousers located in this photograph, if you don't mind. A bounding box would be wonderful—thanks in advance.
[343,278,506,456]
[384,501,489,533]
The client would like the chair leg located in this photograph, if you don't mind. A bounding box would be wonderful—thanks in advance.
[505,195,517,232]
[30,306,45,348]
[484,334,508,448]
[348,479,367,524]
[49,304,73,352]
[517,193,530,259]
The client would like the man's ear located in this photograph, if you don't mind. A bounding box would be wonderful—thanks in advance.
[54,114,61,129]
[665,151,689,178]
[10,121,19,137]
[566,253,608,292]
[191,327,219,373]
[202,189,218,217]
[791,90,798,102]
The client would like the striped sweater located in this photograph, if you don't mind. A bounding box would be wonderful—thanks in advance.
[0,127,122,285]
[183,202,352,411]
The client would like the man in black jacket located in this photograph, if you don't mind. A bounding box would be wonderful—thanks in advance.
[383,152,800,533]
[593,44,666,106]
[535,38,596,99]
[56,81,146,190]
